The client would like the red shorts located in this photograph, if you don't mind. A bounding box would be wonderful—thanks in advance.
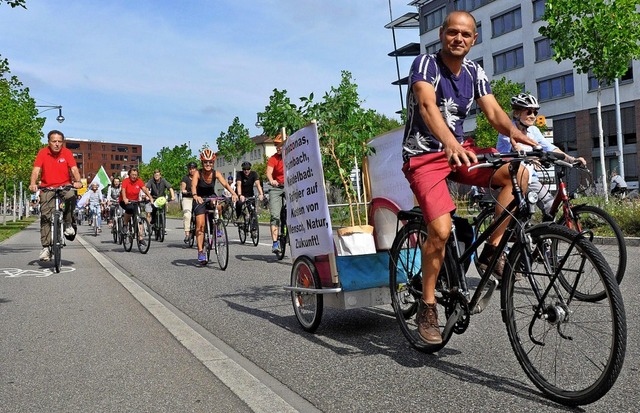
[402,139,497,224]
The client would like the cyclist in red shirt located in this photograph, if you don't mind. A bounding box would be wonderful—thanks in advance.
[29,130,82,261]
[266,134,285,253]
[119,167,154,244]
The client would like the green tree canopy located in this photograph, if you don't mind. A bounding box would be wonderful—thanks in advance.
[216,116,255,166]
[142,143,196,189]
[474,77,523,148]
[0,56,44,191]
[0,0,26,8]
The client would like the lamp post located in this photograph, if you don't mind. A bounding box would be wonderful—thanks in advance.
[36,105,65,123]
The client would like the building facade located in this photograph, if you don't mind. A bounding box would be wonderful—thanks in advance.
[64,138,143,180]
[388,0,639,188]
[214,134,278,181]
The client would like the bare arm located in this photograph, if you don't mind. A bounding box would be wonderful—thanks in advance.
[29,166,41,192]
[217,171,238,202]
[70,166,82,189]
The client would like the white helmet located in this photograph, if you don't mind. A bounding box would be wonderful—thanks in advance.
[511,93,540,110]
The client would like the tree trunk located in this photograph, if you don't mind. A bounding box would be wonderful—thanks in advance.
[596,88,609,202]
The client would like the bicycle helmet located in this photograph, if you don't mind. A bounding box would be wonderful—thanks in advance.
[510,93,540,110]
[187,161,197,169]
[227,175,233,182]
[273,134,284,145]
[241,161,251,170]
[200,148,216,162]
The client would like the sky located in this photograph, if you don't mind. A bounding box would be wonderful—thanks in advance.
[0,0,417,162]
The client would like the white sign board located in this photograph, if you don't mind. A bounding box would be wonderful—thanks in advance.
[284,122,334,259]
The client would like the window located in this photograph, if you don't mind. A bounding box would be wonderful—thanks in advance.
[455,0,494,12]
[423,6,447,32]
[425,40,439,55]
[492,7,521,37]
[588,65,634,91]
[537,72,574,100]
[132,147,138,153]
[533,0,546,21]
[493,46,524,74]
[590,106,637,148]
[553,116,577,152]
[534,37,552,61]
[476,22,483,44]
[66,142,80,150]
[116,146,128,153]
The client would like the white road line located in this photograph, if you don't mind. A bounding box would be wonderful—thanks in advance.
[77,235,301,413]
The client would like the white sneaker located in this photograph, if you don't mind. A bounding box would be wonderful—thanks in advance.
[39,247,51,261]
[64,225,76,237]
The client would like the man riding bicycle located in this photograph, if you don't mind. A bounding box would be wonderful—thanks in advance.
[120,167,154,245]
[266,134,285,253]
[146,169,175,230]
[106,177,122,226]
[235,161,264,221]
[29,130,82,261]
[87,182,106,233]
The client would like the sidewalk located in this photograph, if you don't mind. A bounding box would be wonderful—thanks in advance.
[0,223,253,413]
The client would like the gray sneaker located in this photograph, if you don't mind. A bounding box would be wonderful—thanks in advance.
[416,300,442,344]
[64,225,75,237]
[39,247,51,261]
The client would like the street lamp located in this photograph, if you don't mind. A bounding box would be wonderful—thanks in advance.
[36,105,65,123]
[255,113,263,128]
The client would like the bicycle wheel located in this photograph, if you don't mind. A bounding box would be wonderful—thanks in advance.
[112,218,119,243]
[238,213,247,244]
[123,219,133,252]
[52,212,62,273]
[158,210,165,243]
[558,205,626,298]
[205,216,212,263]
[223,204,233,226]
[290,256,323,332]
[215,220,229,270]
[137,217,152,254]
[276,231,287,260]
[93,214,98,236]
[472,207,494,277]
[501,224,626,406]
[250,212,259,246]
[188,218,195,248]
[389,221,450,353]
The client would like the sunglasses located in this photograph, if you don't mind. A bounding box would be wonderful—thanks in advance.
[242,168,250,171]
[525,109,539,116]
[202,161,214,165]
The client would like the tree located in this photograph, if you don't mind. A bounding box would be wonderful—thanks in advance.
[142,144,196,189]
[257,71,401,226]
[0,0,26,8]
[540,0,640,199]
[216,116,255,170]
[473,77,523,148]
[0,56,44,193]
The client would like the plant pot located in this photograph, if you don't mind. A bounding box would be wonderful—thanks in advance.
[334,224,376,256]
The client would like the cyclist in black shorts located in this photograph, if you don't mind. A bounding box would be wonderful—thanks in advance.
[235,161,265,221]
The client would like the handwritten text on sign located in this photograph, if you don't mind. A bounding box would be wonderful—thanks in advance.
[284,123,333,259]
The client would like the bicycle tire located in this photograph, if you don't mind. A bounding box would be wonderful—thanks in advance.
[389,220,449,353]
[137,217,152,254]
[215,220,229,270]
[112,218,119,243]
[276,232,287,260]
[188,217,195,248]
[158,210,165,243]
[205,214,213,263]
[558,205,626,300]
[52,211,62,273]
[123,219,133,252]
[93,213,98,236]
[501,224,626,406]
[250,212,259,246]
[472,207,494,277]
[290,256,323,332]
[238,213,247,244]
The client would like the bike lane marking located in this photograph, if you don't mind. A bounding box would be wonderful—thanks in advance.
[1,267,76,278]
[76,235,314,413]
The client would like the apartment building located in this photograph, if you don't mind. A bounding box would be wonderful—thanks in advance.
[64,138,143,180]
[388,0,639,188]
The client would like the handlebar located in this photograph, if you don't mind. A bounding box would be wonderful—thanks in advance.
[469,149,567,172]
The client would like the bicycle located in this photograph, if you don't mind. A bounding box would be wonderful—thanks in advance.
[151,199,167,243]
[220,198,234,226]
[237,196,259,246]
[186,208,196,248]
[111,205,123,244]
[473,159,626,302]
[121,201,152,254]
[40,185,74,273]
[88,203,101,236]
[202,197,229,270]
[389,149,626,406]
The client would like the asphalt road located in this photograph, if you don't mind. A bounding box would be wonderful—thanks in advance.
[4,217,639,412]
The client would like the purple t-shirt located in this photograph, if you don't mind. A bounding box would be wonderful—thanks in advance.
[402,52,491,162]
